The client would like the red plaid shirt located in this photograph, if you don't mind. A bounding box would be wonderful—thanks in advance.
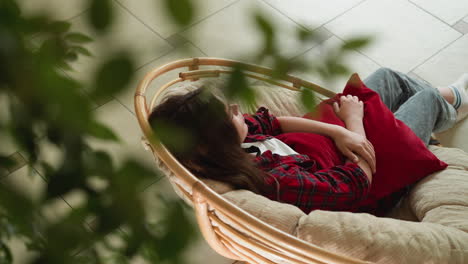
[243,107,370,214]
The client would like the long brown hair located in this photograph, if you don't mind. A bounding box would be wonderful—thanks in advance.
[148,87,272,194]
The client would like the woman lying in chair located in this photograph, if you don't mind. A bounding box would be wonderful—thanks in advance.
[149,68,468,216]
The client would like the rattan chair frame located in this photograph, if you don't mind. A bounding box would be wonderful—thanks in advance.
[134,57,371,264]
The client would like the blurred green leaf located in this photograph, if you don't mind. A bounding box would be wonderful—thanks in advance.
[300,87,316,112]
[38,37,67,64]
[0,0,374,263]
[0,183,36,237]
[164,0,194,26]
[70,46,92,57]
[0,1,21,21]
[272,55,292,79]
[157,201,195,262]
[88,0,113,33]
[297,27,314,42]
[65,32,93,44]
[46,164,84,199]
[86,120,119,142]
[254,13,274,39]
[150,118,194,157]
[64,52,78,62]
[118,161,155,186]
[341,36,371,51]
[23,15,50,35]
[43,212,94,263]
[57,61,73,71]
[9,103,38,163]
[47,21,71,34]
[94,203,124,235]
[91,53,134,99]
[0,241,13,264]
[326,60,349,76]
[225,65,256,107]
[254,12,275,55]
[85,150,114,176]
[0,155,15,171]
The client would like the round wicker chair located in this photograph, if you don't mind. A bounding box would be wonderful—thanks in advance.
[134,57,373,264]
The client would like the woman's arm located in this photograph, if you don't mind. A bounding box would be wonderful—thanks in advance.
[342,117,373,182]
[277,115,376,176]
[333,95,374,181]
[277,116,344,137]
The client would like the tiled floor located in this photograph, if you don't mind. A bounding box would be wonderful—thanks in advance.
[7,0,468,263]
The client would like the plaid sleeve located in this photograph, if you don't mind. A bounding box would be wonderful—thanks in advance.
[243,107,282,136]
[272,163,370,213]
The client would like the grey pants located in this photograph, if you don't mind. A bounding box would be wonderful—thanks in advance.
[363,68,457,146]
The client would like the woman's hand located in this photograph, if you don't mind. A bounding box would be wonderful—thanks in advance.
[333,95,364,123]
[332,94,376,174]
[332,127,377,174]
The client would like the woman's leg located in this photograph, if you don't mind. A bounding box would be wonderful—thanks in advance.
[392,89,456,145]
[363,67,432,111]
[363,67,457,145]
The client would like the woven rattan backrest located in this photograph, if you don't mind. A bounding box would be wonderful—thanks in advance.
[134,57,370,264]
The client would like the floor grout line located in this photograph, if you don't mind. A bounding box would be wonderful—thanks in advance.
[321,0,370,29]
[66,8,90,22]
[452,19,468,34]
[115,0,241,48]
[113,0,168,41]
[176,0,242,36]
[258,0,318,32]
[288,29,334,62]
[268,0,382,72]
[408,33,464,74]
[329,32,384,70]
[261,0,369,33]
[407,0,459,28]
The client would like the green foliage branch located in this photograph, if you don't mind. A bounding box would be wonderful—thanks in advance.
[0,0,371,263]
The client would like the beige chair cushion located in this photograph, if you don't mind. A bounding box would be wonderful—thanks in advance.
[409,146,468,233]
[297,210,468,264]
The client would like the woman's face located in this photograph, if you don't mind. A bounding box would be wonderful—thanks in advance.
[228,104,248,143]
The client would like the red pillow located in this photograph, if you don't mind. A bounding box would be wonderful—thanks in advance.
[302,73,448,214]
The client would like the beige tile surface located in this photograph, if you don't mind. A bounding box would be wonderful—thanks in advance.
[182,0,317,61]
[140,177,181,225]
[325,0,461,73]
[0,131,17,158]
[116,0,238,38]
[17,0,88,20]
[64,4,172,86]
[263,0,363,30]
[292,36,381,93]
[23,140,62,176]
[410,0,468,25]
[1,166,45,203]
[74,229,135,263]
[3,236,39,264]
[116,43,205,113]
[413,34,468,88]
[0,166,74,224]
[90,100,158,173]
